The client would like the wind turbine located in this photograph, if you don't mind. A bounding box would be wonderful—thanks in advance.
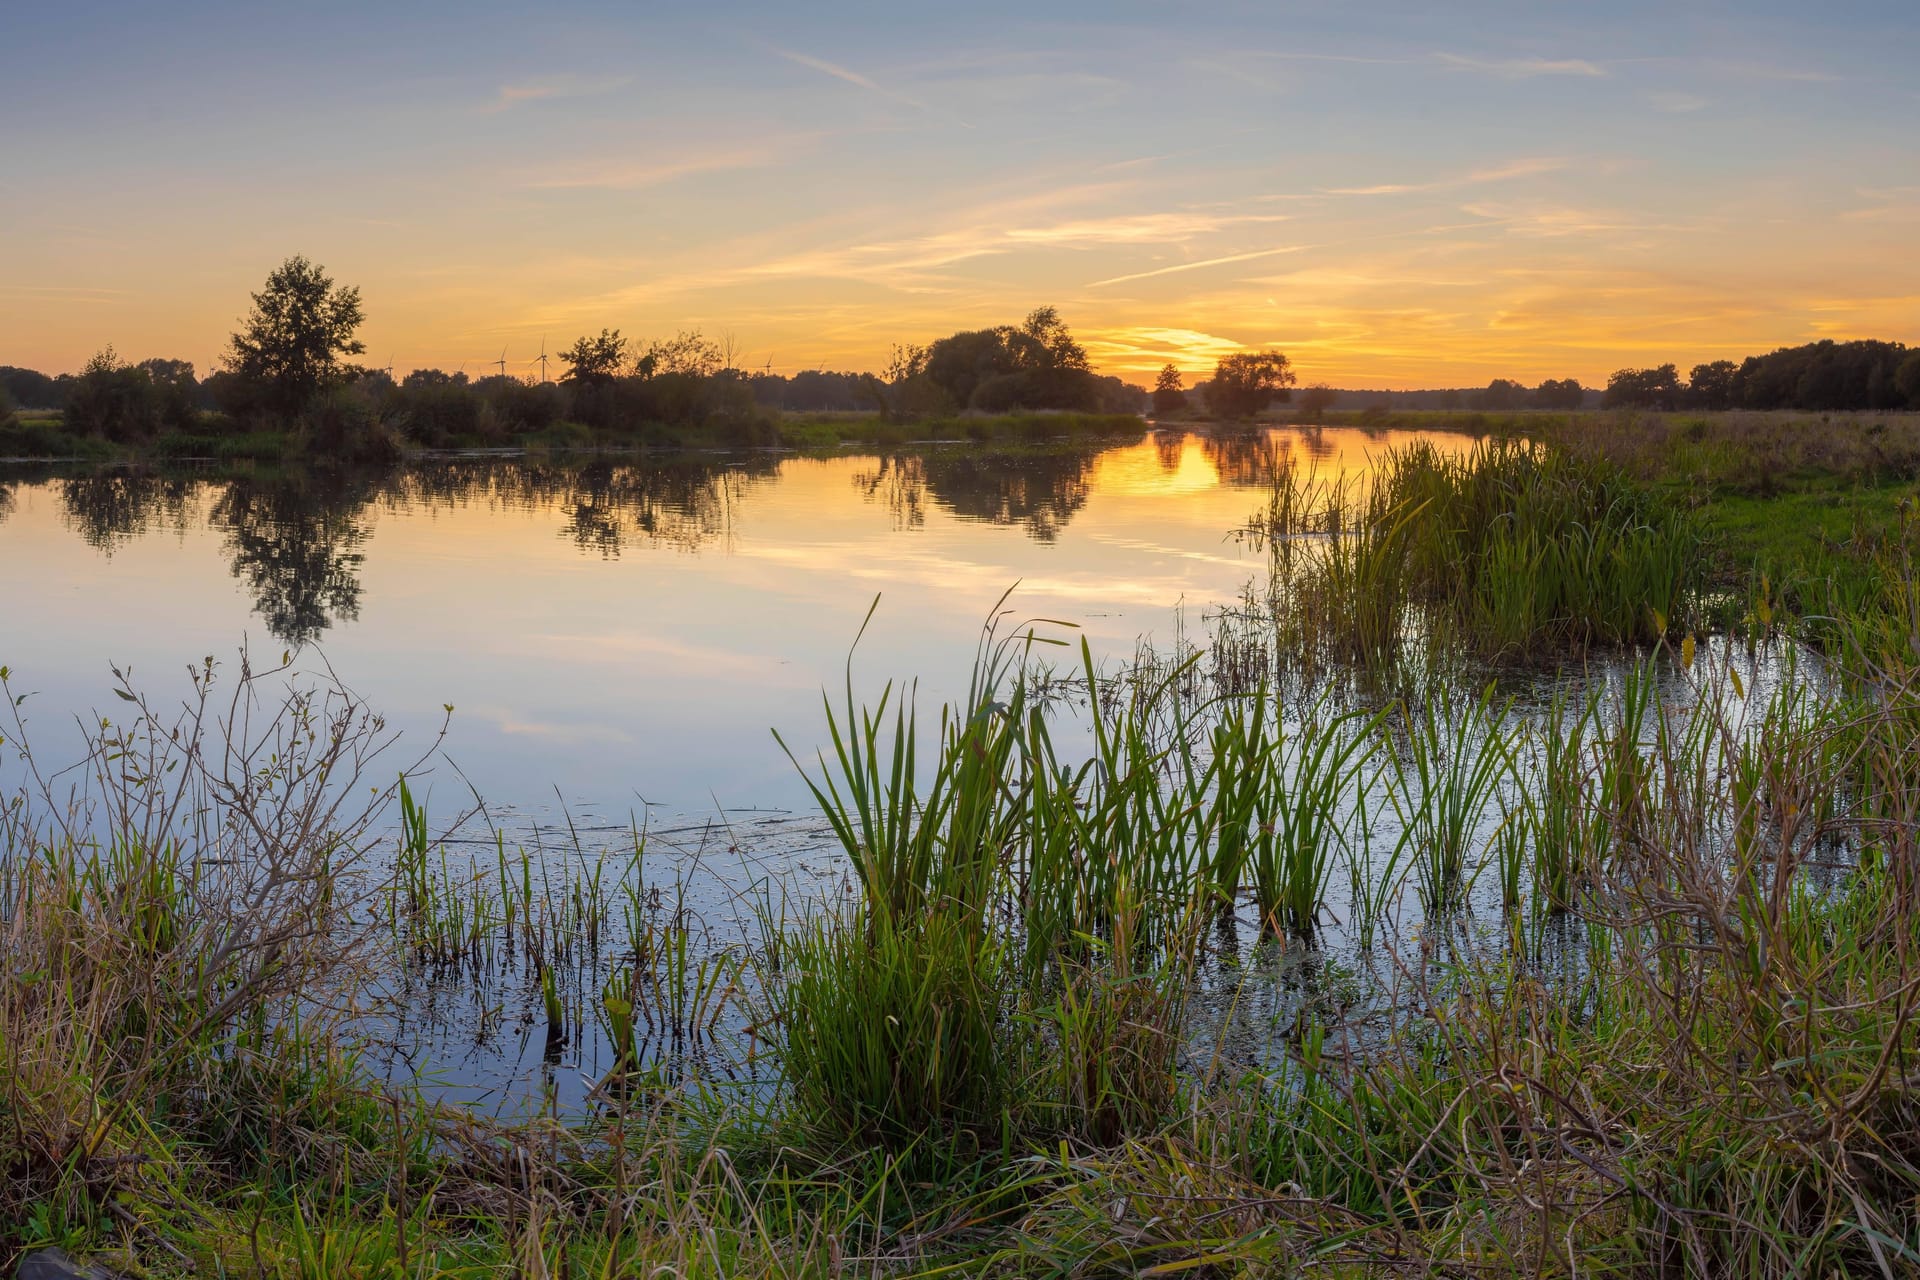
[535,338,550,384]
[495,346,508,380]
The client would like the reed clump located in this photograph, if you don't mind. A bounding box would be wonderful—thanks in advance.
[1244,439,1701,672]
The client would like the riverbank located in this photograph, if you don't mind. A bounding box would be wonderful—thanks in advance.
[0,408,1149,466]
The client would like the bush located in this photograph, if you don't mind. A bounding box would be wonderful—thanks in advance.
[62,347,168,443]
[391,379,483,446]
[298,384,402,463]
[487,379,565,432]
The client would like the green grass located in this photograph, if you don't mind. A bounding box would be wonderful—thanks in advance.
[0,406,1146,463]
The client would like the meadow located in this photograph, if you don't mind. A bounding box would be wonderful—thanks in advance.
[2,411,1918,1276]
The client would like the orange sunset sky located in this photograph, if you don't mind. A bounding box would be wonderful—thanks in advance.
[4,1,1916,388]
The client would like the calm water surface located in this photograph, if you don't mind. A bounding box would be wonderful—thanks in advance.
[6,426,1515,1108]
[4,426,1814,1111]
[1,427,1475,825]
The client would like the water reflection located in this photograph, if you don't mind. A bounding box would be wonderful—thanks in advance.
[851,446,1098,541]
[2,429,1465,653]
[60,471,200,551]
[384,457,782,557]
[212,475,375,647]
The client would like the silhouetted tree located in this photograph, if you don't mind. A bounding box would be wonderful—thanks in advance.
[1151,364,1186,416]
[1732,340,1910,411]
[1013,306,1090,373]
[1532,378,1584,410]
[921,308,1100,412]
[1602,364,1681,410]
[1899,351,1920,408]
[1299,383,1337,421]
[402,368,467,389]
[637,330,723,377]
[559,330,628,384]
[0,367,63,410]
[1204,351,1295,419]
[1470,378,1528,411]
[1687,361,1738,410]
[226,256,366,416]
[134,357,200,430]
[64,347,170,443]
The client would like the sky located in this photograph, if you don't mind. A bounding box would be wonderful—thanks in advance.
[2,0,1916,388]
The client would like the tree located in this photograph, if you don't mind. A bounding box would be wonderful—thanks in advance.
[135,357,200,430]
[225,256,366,416]
[1013,306,1089,372]
[1299,383,1337,421]
[1898,351,1920,408]
[1471,378,1528,411]
[637,330,723,378]
[1688,361,1738,410]
[920,308,1099,413]
[65,346,168,443]
[559,330,628,384]
[1602,364,1681,410]
[1204,351,1295,419]
[923,328,1017,409]
[402,368,467,389]
[0,366,62,410]
[1151,365,1186,416]
[1533,378,1584,410]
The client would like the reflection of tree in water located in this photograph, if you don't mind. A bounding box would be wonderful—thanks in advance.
[853,447,1099,543]
[1201,431,1295,488]
[211,474,375,647]
[850,455,927,531]
[1154,430,1185,473]
[59,470,204,551]
[1297,425,1337,461]
[383,457,775,557]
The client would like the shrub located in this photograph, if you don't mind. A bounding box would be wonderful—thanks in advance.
[62,347,167,443]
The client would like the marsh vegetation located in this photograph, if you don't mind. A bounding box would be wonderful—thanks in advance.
[2,413,1919,1275]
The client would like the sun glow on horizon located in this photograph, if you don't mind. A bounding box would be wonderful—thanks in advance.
[2,3,1914,388]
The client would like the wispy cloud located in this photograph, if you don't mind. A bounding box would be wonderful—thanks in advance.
[1840,186,1920,223]
[1004,212,1290,246]
[481,74,632,113]
[1459,201,1688,238]
[1433,52,1606,78]
[523,147,789,190]
[775,48,932,113]
[1082,326,1249,371]
[1088,246,1307,289]
[1324,156,1569,197]
[732,204,1280,284]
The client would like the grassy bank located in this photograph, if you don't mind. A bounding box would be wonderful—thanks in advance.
[1296,407,1920,641]
[4,438,1918,1276]
[0,408,1147,465]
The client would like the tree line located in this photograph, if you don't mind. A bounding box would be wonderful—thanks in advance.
[4,256,1916,456]
[1599,342,1920,411]
[0,259,1154,457]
